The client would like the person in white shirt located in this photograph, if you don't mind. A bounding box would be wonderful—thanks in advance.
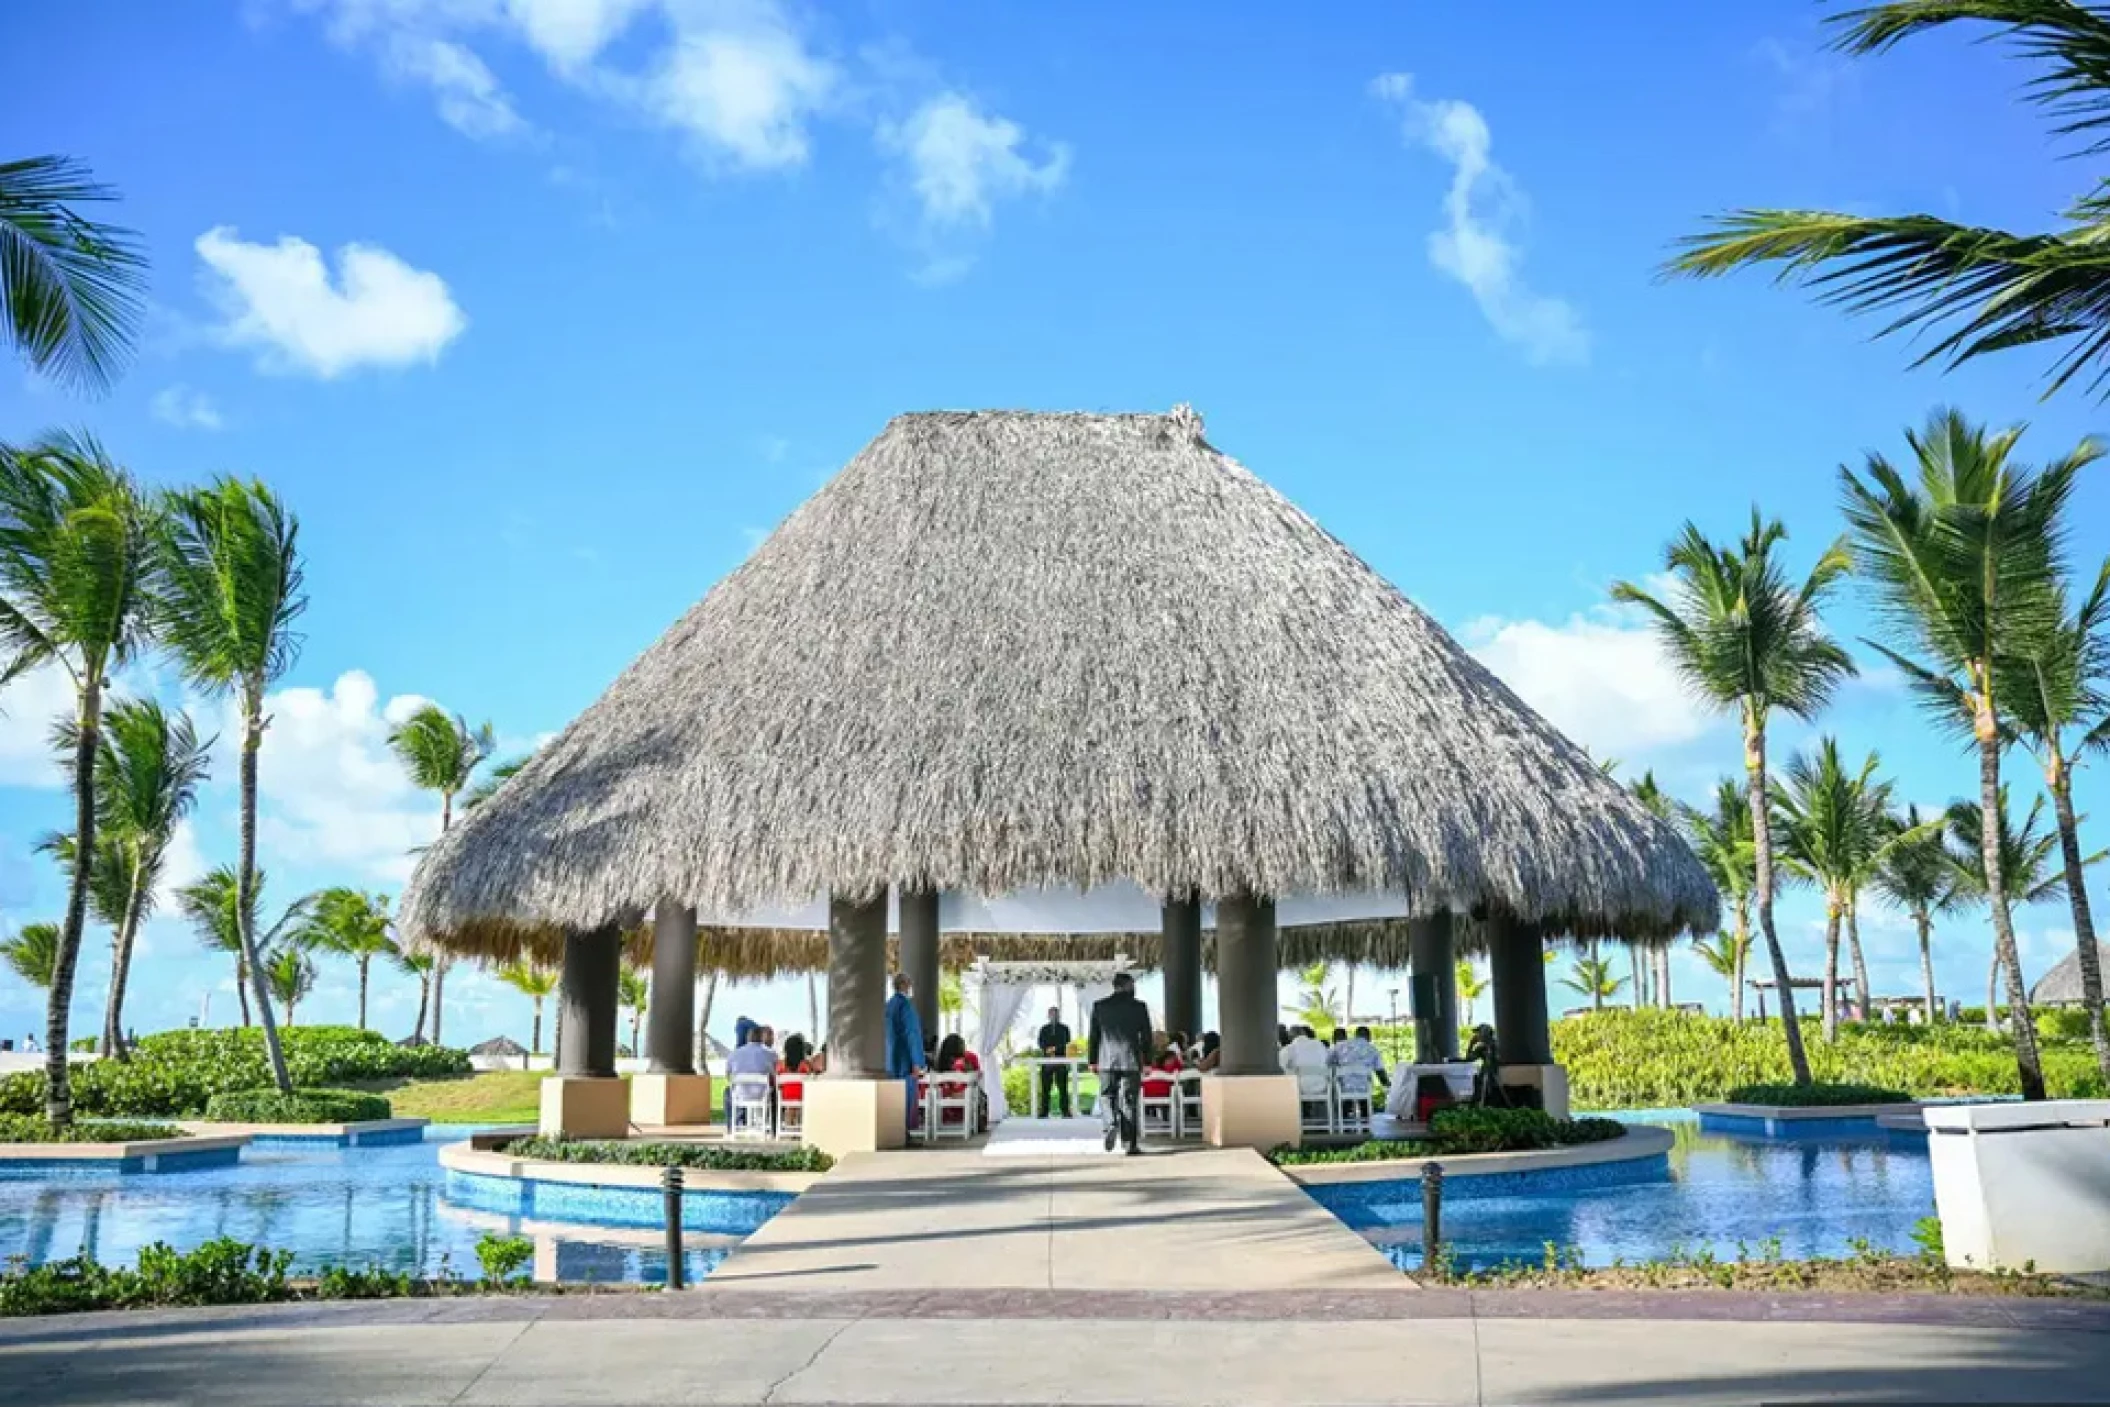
[1329,1025,1389,1124]
[1278,1025,1332,1121]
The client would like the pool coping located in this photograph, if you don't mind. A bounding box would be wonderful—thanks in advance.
[0,1132,250,1169]
[1694,1101,1921,1122]
[1281,1123,1674,1185]
[178,1117,430,1144]
[439,1140,825,1194]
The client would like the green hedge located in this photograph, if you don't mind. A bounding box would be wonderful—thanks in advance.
[1722,1082,1912,1107]
[202,1088,394,1124]
[0,1027,468,1120]
[1,1239,293,1316]
[503,1136,834,1173]
[1000,1062,1096,1116]
[1271,1108,1626,1165]
[1553,1009,2108,1110]
[0,1114,185,1144]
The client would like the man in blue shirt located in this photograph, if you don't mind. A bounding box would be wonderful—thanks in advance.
[884,972,926,1127]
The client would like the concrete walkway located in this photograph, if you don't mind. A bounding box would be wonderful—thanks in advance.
[4,1290,2108,1404]
[704,1145,1404,1290]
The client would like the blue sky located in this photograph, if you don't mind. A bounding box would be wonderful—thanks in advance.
[3,1,2108,1049]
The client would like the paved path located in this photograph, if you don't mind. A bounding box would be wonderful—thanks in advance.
[703,1146,1404,1291]
[4,1290,2108,1404]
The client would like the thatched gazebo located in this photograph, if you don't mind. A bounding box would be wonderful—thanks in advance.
[401,407,1715,1151]
[2031,945,2110,1007]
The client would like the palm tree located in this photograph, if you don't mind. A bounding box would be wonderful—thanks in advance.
[461,754,527,811]
[1873,805,1965,1025]
[0,435,155,1125]
[293,889,393,1031]
[387,704,494,1046]
[496,961,558,1055]
[1773,739,1897,1040]
[389,943,437,1044]
[0,156,147,393]
[1285,961,1340,1031]
[1561,955,1627,1009]
[1,923,59,989]
[1842,410,2096,1098]
[1455,960,1489,1027]
[1998,557,2110,1079]
[1945,789,2101,1030]
[69,700,210,1057]
[1668,2,2110,400]
[154,478,307,1095]
[1683,778,1757,1018]
[1628,771,1675,1007]
[264,948,315,1028]
[1691,929,1752,1014]
[619,964,649,1058]
[175,867,313,1031]
[1614,514,1856,1085]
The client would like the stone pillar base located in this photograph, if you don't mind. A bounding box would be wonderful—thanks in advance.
[1200,1074,1301,1150]
[539,1076,631,1139]
[803,1077,909,1156]
[631,1072,714,1127]
[1500,1063,1569,1120]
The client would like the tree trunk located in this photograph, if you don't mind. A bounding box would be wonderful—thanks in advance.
[2049,767,2110,1082]
[1748,713,1813,1084]
[1732,900,1748,1021]
[411,974,430,1044]
[1628,944,1643,1010]
[238,700,294,1095]
[356,957,370,1031]
[235,957,251,1027]
[1987,948,2002,1032]
[1821,904,1841,1043]
[1658,947,1672,1009]
[46,677,103,1127]
[697,969,718,1066]
[1847,902,1872,1026]
[431,959,446,1046]
[532,997,543,1057]
[102,858,147,1060]
[1975,723,2045,1099]
[806,972,819,1043]
[1917,909,1938,1025]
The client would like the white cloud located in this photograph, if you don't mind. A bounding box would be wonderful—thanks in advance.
[195,226,467,378]
[385,33,527,137]
[502,0,653,69]
[1755,38,1854,134]
[1460,606,1718,767]
[1372,72,1588,366]
[0,661,73,788]
[640,10,838,170]
[879,92,1069,230]
[149,384,224,431]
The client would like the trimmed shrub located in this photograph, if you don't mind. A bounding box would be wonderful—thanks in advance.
[503,1136,833,1173]
[1722,1081,1911,1107]
[1425,1106,1625,1154]
[475,1233,533,1282]
[203,1088,393,1124]
[0,1239,291,1316]
[0,1114,185,1143]
[2036,1008,2096,1042]
[1553,1009,2108,1110]
[0,1026,468,1120]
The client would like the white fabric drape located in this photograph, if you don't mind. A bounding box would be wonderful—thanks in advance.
[973,981,1033,1122]
[1076,982,1113,1034]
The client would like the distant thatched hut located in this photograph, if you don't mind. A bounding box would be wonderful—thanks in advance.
[402,407,1714,1150]
[2031,945,2110,1007]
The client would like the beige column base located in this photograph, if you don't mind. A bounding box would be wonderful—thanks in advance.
[539,1075,631,1139]
[1501,1063,1570,1120]
[1200,1073,1302,1150]
[630,1072,715,1127]
[802,1076,908,1156]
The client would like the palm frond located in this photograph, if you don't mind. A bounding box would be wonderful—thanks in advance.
[0,156,148,393]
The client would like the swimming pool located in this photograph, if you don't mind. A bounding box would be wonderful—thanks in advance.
[1,1113,1936,1284]
[1307,1110,1934,1273]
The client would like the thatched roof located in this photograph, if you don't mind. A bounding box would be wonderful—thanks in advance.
[403,407,1716,954]
[2030,944,2110,1006]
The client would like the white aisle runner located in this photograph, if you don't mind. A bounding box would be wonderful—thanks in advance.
[981,1116,1113,1158]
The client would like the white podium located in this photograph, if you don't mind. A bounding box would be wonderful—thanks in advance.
[1927,1099,2110,1274]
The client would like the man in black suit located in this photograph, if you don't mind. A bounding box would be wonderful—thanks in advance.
[1088,972,1153,1155]
[1035,1005,1073,1118]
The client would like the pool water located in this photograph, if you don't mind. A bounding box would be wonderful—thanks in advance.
[0,1129,760,1285]
[1308,1110,1936,1273]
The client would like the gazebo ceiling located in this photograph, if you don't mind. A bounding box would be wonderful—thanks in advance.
[402,406,1717,955]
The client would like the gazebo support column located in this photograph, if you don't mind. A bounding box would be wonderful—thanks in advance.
[1485,914,1567,1117]
[899,885,941,1040]
[1201,891,1299,1150]
[541,925,628,1138]
[1409,912,1459,1062]
[804,891,907,1156]
[633,900,712,1127]
[1161,891,1203,1041]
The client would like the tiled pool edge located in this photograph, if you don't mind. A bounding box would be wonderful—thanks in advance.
[0,1132,249,1174]
[1285,1123,1676,1186]
[437,1142,816,1235]
[1695,1102,1921,1138]
[179,1117,431,1148]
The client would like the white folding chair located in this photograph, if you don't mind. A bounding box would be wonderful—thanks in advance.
[929,1072,976,1142]
[1334,1067,1374,1136]
[1140,1076,1178,1139]
[1175,1070,1204,1139]
[774,1077,805,1141]
[728,1075,774,1141]
[1294,1065,1335,1137]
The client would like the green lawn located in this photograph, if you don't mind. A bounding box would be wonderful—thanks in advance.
[350,1071,555,1125]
